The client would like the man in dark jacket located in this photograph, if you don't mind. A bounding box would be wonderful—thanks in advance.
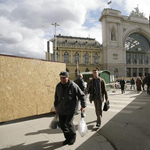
[145,73,150,94]
[74,73,85,115]
[87,69,108,127]
[54,71,86,145]
[120,77,126,94]
[130,77,135,90]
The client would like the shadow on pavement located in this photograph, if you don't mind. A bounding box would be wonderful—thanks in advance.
[76,91,150,150]
[0,140,65,150]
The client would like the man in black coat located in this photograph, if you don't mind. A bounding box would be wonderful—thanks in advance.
[54,71,86,145]
[145,73,150,94]
[74,73,85,115]
[120,77,126,94]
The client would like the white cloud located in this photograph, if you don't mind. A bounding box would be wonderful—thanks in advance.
[0,0,149,59]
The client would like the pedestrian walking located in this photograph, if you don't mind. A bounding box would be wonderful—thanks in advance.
[141,74,146,91]
[120,77,126,94]
[54,71,86,145]
[130,77,135,90]
[145,73,150,94]
[87,69,108,128]
[136,76,142,93]
[74,73,86,115]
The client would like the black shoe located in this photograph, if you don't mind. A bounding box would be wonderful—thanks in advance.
[68,139,75,145]
[68,135,76,145]
[63,140,69,145]
[96,123,100,127]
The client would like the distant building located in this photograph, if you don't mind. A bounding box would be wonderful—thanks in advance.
[49,35,102,80]
[99,7,150,78]
[48,7,150,79]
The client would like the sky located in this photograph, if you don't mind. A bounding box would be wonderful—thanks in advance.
[0,0,150,59]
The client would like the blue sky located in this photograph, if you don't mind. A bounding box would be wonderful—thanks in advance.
[0,0,150,59]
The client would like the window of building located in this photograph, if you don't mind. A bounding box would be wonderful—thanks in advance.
[85,53,89,63]
[126,53,131,64]
[126,68,131,77]
[144,68,149,76]
[139,68,143,77]
[94,53,98,63]
[64,52,69,63]
[133,68,137,77]
[114,68,118,78]
[74,52,79,63]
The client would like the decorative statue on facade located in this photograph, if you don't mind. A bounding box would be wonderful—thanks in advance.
[111,26,116,41]
[130,6,145,18]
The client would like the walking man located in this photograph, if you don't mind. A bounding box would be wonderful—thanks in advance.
[74,73,86,115]
[87,69,108,127]
[120,77,126,94]
[130,77,135,90]
[145,73,150,94]
[54,71,86,145]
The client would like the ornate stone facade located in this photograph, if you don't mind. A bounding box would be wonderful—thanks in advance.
[99,8,150,78]
[48,7,150,79]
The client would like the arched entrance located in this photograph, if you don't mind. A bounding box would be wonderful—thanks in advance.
[125,33,150,77]
[99,7,150,78]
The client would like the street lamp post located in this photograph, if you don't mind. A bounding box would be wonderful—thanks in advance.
[51,23,60,61]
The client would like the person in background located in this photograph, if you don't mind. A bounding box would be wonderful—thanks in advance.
[87,69,108,128]
[54,71,86,145]
[130,77,135,90]
[136,76,142,93]
[141,74,146,91]
[74,73,86,115]
[120,77,126,94]
[145,73,150,94]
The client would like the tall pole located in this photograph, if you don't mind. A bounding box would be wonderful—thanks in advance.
[51,23,60,61]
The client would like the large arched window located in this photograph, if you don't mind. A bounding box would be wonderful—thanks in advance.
[125,33,150,65]
[64,52,69,63]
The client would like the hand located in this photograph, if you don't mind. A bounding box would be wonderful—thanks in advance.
[81,107,85,112]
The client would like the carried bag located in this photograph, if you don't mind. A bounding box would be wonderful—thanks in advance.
[49,114,59,129]
[78,117,88,137]
[103,100,110,111]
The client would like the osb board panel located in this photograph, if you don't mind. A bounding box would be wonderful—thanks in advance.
[0,55,66,122]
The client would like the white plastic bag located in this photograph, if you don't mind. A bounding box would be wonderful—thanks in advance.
[49,114,59,129]
[78,118,88,137]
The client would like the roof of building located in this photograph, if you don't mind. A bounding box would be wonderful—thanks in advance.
[50,34,102,48]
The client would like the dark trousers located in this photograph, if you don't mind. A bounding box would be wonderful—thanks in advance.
[59,114,76,141]
[94,97,102,124]
[147,85,150,94]
[121,86,125,93]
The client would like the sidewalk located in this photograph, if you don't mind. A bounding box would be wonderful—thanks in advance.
[0,104,115,150]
